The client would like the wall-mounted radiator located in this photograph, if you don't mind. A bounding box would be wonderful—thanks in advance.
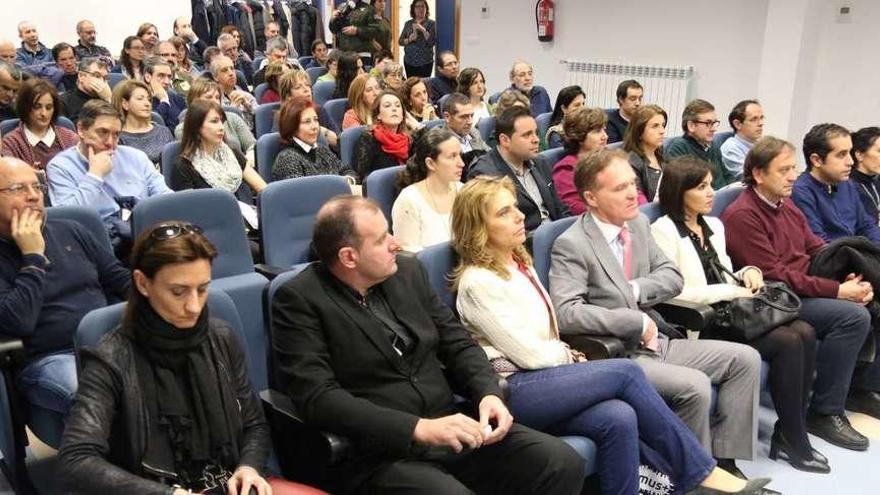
[563,61,694,137]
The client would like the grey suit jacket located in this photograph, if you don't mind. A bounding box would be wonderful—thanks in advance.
[549,212,684,343]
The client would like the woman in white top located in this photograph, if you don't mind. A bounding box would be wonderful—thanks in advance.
[392,127,463,252]
[457,67,491,123]
[451,175,771,495]
[650,156,827,474]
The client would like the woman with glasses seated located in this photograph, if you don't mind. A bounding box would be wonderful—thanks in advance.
[650,157,827,474]
[59,222,328,495]
[1,79,78,173]
[451,176,772,495]
[113,36,146,81]
[378,61,404,93]
[112,80,174,166]
[623,104,667,204]
[172,100,266,198]
[175,79,256,157]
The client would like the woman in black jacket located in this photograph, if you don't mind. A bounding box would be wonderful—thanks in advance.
[58,223,326,494]
[353,90,411,182]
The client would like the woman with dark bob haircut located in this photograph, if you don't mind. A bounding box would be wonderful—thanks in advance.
[59,222,328,494]
[551,107,607,215]
[849,126,880,224]
[1,78,78,170]
[545,85,585,149]
[651,156,827,474]
[273,98,355,182]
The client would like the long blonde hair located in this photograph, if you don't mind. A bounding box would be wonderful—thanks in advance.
[450,176,532,290]
[348,73,375,126]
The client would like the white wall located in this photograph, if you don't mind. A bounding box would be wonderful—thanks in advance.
[0,0,189,59]
[461,0,769,133]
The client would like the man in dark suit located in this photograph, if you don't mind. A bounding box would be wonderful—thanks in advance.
[467,106,570,231]
[271,196,584,495]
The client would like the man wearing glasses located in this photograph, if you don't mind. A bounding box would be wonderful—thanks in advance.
[507,60,551,117]
[665,99,737,189]
[720,100,765,181]
[74,20,113,64]
[427,50,459,105]
[217,33,254,86]
[60,57,111,123]
[0,156,130,423]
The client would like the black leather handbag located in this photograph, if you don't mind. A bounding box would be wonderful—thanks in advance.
[711,263,802,342]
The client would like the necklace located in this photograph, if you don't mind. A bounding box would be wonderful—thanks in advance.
[422,179,455,213]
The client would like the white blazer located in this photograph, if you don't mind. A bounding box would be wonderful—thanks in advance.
[651,215,757,305]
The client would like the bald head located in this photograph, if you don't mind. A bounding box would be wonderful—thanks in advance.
[0,40,15,63]
[76,20,97,46]
[17,22,39,49]
[0,156,44,238]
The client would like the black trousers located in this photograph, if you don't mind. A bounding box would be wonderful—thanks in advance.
[354,424,585,495]
[405,62,434,79]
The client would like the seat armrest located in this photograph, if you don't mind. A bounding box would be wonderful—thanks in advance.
[656,300,716,332]
[254,264,289,280]
[0,336,23,356]
[562,335,625,360]
[260,389,353,482]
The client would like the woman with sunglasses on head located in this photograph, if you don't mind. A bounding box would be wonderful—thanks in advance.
[59,223,328,495]
[451,176,773,495]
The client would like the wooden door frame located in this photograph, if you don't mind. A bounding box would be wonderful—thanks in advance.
[389,0,461,61]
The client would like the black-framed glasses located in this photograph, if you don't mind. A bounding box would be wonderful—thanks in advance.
[0,182,47,196]
[693,119,721,128]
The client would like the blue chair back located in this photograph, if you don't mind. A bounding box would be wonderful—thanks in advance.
[324,98,349,132]
[255,102,281,138]
[46,206,112,253]
[532,216,578,289]
[538,147,566,169]
[312,80,336,106]
[254,83,270,103]
[437,94,451,114]
[476,117,496,143]
[132,189,255,278]
[258,176,351,267]
[108,73,126,89]
[364,165,404,226]
[223,105,244,119]
[57,116,75,131]
[298,55,315,67]
[639,201,664,223]
[0,119,18,135]
[713,131,734,148]
[151,111,165,127]
[710,183,746,217]
[252,57,265,74]
[160,140,181,187]
[488,91,502,105]
[306,66,328,86]
[340,125,365,169]
[416,242,458,310]
[535,112,553,141]
[256,132,282,182]
[424,118,445,130]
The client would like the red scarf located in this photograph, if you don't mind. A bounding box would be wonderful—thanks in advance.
[372,125,410,164]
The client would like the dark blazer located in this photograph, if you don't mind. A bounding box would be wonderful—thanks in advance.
[271,256,503,491]
[467,147,570,231]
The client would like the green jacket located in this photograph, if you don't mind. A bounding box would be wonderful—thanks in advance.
[664,134,736,189]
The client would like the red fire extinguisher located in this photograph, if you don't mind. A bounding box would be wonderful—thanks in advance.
[536,0,555,42]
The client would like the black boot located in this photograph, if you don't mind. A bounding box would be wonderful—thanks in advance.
[769,427,830,473]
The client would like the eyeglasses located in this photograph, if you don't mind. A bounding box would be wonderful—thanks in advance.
[79,70,108,81]
[0,182,46,196]
[693,119,721,129]
[148,223,203,242]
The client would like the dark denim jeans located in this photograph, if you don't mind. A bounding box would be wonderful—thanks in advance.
[506,358,715,495]
[16,350,77,415]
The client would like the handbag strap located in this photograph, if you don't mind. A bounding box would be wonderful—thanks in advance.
[753,282,802,312]
[711,258,742,284]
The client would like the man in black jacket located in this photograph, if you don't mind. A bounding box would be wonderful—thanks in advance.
[467,105,570,231]
[271,196,584,495]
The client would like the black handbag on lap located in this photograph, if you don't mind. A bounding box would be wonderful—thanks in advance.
[710,262,801,342]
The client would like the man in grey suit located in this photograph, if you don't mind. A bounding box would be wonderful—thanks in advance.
[549,149,762,477]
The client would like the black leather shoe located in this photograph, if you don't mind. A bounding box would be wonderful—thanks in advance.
[846,390,880,419]
[715,458,746,480]
[806,413,869,451]
[769,428,830,473]
[812,448,828,464]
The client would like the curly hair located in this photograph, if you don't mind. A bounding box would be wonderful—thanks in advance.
[450,176,532,291]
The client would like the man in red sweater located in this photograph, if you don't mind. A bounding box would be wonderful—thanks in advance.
[723,136,880,452]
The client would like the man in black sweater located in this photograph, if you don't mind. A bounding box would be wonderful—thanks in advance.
[0,157,130,417]
[605,79,643,144]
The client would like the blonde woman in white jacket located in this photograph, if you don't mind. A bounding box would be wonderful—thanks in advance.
[449,175,772,495]
[651,156,828,474]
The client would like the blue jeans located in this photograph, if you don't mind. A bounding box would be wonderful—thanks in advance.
[506,359,715,495]
[798,298,872,414]
[15,350,77,415]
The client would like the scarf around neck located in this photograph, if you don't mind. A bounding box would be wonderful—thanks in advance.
[190,143,243,193]
[372,124,410,164]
